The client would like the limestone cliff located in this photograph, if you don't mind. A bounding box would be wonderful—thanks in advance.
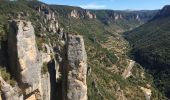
[36,4,88,100]
[70,10,79,19]
[41,73,51,100]
[5,4,66,99]
[37,4,59,33]
[7,20,52,100]
[85,11,96,19]
[8,20,41,95]
[69,9,96,19]
[67,35,87,100]
[4,17,88,100]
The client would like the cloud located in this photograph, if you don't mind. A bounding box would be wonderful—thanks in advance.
[80,4,107,9]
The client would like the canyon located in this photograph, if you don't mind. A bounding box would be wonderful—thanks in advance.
[0,1,169,100]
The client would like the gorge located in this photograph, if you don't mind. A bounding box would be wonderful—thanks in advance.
[0,1,170,100]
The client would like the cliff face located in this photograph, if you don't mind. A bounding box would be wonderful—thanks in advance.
[67,35,87,100]
[37,4,59,33]
[69,9,96,19]
[8,20,41,94]
[92,10,158,27]
[3,11,88,100]
[7,20,52,100]
[70,10,79,19]
[41,73,51,100]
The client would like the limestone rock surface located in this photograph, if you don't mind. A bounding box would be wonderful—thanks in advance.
[67,35,87,100]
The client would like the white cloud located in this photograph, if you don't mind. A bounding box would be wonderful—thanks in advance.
[80,4,107,9]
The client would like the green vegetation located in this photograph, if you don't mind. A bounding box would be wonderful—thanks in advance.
[0,1,167,99]
[0,67,16,87]
[125,6,170,98]
[41,62,48,75]
[0,25,7,41]
[49,4,166,99]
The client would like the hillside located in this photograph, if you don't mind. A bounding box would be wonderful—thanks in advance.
[125,5,170,98]
[49,5,158,33]
[0,1,166,100]
[49,3,166,99]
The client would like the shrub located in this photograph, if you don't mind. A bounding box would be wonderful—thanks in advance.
[0,67,16,87]
[0,67,10,81]
[9,78,16,87]
[0,25,7,41]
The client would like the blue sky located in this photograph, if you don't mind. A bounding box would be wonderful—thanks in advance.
[41,0,170,10]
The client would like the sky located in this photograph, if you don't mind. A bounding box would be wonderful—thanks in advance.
[41,0,170,10]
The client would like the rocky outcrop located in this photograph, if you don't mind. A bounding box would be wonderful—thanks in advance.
[0,77,23,100]
[36,4,89,99]
[112,13,142,21]
[37,4,59,33]
[122,60,135,79]
[85,11,96,19]
[8,20,41,95]
[6,5,88,100]
[8,20,53,100]
[97,10,157,25]
[41,73,51,100]
[70,10,79,19]
[48,20,59,33]
[67,35,87,100]
[114,13,123,20]
[69,9,96,19]
[136,14,141,21]
[139,86,152,100]
[40,44,52,63]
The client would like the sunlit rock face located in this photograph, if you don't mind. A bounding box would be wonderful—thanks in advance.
[70,10,80,19]
[8,20,53,100]
[67,35,88,100]
[8,20,41,94]
[69,9,96,19]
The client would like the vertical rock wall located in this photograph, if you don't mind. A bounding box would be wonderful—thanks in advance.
[7,20,52,100]
[6,13,88,100]
[8,20,41,95]
[67,35,87,100]
[41,73,51,100]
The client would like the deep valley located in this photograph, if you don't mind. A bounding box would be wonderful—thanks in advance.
[0,1,169,100]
